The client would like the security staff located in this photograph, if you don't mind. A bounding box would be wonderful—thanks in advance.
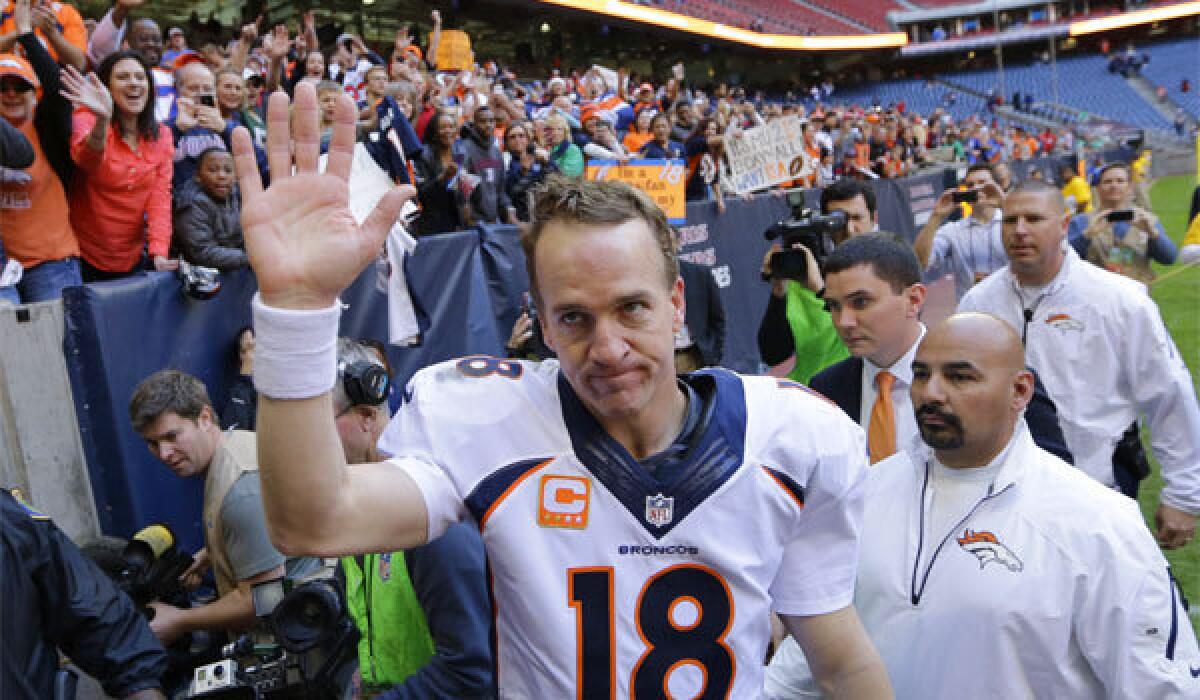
[1,488,168,699]
[766,314,1200,697]
[756,178,878,382]
[960,180,1200,548]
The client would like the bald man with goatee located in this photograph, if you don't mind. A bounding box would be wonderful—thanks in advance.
[766,313,1200,698]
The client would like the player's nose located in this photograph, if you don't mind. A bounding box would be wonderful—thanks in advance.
[588,317,630,365]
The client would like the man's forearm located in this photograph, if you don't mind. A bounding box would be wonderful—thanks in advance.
[913,213,945,268]
[177,587,258,634]
[257,393,354,554]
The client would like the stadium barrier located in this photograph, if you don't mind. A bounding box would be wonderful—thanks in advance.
[21,160,1089,547]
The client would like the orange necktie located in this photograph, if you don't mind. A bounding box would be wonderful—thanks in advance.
[868,370,897,464]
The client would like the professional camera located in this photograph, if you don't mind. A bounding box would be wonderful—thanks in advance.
[763,191,847,281]
[187,566,359,699]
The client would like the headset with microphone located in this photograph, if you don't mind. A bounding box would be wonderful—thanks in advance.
[338,360,390,407]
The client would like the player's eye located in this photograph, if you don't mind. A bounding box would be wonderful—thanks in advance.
[559,310,584,327]
[621,300,649,314]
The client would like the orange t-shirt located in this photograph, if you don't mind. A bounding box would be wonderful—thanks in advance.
[0,120,79,266]
[0,1,87,65]
[623,131,653,154]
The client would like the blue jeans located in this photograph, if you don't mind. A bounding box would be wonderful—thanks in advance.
[17,257,82,303]
[0,285,18,305]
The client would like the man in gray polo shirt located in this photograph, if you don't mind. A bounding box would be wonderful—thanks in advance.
[913,163,1007,300]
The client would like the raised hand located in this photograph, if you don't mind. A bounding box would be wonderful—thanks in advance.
[231,83,415,310]
[263,25,290,60]
[13,0,30,33]
[60,65,113,120]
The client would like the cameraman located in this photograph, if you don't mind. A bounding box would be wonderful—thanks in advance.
[1067,161,1177,285]
[129,370,319,647]
[913,163,1006,301]
[757,179,877,383]
[2,488,168,699]
[331,339,493,698]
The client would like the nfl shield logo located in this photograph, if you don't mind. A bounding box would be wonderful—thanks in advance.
[645,493,674,527]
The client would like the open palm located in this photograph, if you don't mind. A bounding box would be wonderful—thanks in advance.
[231,84,414,310]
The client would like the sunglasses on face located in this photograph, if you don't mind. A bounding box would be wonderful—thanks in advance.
[0,79,33,93]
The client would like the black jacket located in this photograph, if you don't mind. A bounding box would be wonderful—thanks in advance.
[221,374,257,431]
[1,489,167,698]
[173,180,248,271]
[0,118,33,168]
[679,260,726,367]
[810,357,1075,464]
[17,32,73,189]
[413,145,464,236]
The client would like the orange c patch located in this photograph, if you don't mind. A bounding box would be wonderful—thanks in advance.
[537,475,591,529]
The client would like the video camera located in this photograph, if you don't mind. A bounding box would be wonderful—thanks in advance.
[187,565,359,699]
[117,524,195,610]
[763,191,847,281]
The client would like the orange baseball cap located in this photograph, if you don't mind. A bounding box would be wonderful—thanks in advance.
[0,53,40,98]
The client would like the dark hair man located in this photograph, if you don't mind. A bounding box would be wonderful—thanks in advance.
[330,339,493,697]
[767,313,1200,697]
[1067,162,1178,285]
[230,84,892,698]
[914,163,1007,300]
[1,488,168,699]
[959,180,1200,549]
[757,179,878,383]
[129,370,318,646]
[812,234,1071,465]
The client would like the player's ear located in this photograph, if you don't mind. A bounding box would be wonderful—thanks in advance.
[671,275,685,332]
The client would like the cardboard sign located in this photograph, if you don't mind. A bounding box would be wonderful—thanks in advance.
[585,159,687,224]
[724,116,812,194]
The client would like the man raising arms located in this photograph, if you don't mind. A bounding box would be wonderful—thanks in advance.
[231,83,890,698]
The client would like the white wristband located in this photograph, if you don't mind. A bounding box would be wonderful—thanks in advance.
[251,293,341,400]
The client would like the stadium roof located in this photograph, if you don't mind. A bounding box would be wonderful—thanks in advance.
[534,0,909,50]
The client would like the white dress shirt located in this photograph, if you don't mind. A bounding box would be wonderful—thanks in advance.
[859,324,925,456]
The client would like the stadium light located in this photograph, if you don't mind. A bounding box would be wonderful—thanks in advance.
[533,0,907,51]
[1069,1,1200,35]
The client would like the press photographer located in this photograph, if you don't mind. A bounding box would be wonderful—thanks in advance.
[756,179,878,382]
[128,370,320,648]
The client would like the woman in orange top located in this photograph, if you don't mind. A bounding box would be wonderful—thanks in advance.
[622,107,654,154]
[62,50,174,281]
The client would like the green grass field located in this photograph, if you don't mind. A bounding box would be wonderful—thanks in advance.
[1143,174,1199,620]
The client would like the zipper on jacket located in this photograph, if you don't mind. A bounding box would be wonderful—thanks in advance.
[910,462,1014,605]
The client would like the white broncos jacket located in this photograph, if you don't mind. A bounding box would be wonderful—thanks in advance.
[958,248,1200,514]
[766,424,1200,699]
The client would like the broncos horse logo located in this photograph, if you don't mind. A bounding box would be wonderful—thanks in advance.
[957,529,1024,572]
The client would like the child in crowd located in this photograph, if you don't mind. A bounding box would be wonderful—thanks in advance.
[317,80,343,151]
[173,148,246,271]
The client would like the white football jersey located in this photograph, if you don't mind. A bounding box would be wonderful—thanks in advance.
[379,358,868,699]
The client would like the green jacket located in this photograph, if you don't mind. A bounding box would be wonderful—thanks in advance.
[785,281,849,384]
[342,552,435,692]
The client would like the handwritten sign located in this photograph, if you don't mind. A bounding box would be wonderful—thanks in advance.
[585,159,686,224]
[724,116,812,194]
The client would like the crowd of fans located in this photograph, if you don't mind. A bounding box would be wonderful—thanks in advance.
[0,0,1102,307]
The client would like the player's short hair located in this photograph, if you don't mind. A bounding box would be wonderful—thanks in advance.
[333,338,389,414]
[1007,179,1067,213]
[129,370,212,433]
[820,179,876,217]
[964,163,997,183]
[823,232,921,293]
[524,175,679,302]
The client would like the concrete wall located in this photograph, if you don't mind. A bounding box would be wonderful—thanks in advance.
[0,300,100,543]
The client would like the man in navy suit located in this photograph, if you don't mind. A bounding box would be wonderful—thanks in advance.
[811,233,1072,464]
